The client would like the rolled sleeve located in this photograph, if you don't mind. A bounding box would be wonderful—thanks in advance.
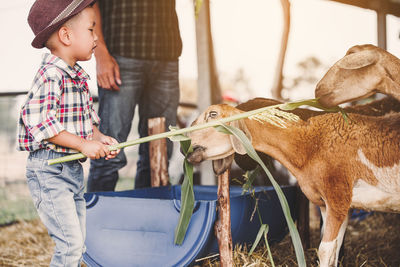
[22,77,64,143]
[28,113,65,142]
[90,107,101,126]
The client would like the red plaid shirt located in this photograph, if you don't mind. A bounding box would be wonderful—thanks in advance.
[18,53,100,153]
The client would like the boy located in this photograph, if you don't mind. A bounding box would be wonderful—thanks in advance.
[18,0,119,266]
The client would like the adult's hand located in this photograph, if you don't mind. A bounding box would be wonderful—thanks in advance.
[95,44,121,91]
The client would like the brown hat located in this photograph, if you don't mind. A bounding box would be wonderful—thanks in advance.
[28,0,96,49]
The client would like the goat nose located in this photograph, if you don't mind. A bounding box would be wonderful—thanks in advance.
[191,145,204,152]
[186,147,205,164]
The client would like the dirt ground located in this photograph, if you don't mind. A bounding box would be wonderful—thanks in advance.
[1,212,399,266]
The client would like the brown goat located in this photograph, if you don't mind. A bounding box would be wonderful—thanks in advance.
[186,98,400,267]
[315,44,400,107]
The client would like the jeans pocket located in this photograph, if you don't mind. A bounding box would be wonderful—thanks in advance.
[26,171,42,209]
[43,162,64,176]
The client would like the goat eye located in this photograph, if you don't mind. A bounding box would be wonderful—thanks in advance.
[209,111,218,119]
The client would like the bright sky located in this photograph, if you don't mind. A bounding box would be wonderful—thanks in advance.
[1,0,400,100]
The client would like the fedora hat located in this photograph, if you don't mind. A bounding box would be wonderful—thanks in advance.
[28,0,96,49]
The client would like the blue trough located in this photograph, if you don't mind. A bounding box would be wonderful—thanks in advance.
[83,185,298,267]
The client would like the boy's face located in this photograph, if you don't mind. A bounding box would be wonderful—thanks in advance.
[68,7,97,62]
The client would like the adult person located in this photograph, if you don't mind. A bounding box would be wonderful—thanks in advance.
[87,0,182,191]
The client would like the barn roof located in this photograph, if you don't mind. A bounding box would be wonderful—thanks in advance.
[328,0,400,17]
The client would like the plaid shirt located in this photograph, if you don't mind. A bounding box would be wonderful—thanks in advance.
[18,53,100,153]
[99,0,182,61]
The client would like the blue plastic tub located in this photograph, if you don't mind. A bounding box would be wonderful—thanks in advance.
[83,185,297,267]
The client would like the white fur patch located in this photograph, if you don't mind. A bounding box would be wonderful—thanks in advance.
[335,216,348,263]
[357,149,400,193]
[351,180,400,212]
[318,240,337,267]
[352,149,400,212]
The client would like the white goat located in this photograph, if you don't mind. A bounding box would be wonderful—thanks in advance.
[316,44,400,107]
[186,98,400,267]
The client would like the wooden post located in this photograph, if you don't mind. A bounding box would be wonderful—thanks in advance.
[195,0,222,110]
[215,168,234,267]
[148,117,169,187]
[296,186,310,249]
[271,0,291,100]
[377,10,387,50]
[195,0,222,186]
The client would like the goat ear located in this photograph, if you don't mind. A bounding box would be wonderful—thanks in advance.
[229,119,252,155]
[381,74,400,100]
[337,50,379,70]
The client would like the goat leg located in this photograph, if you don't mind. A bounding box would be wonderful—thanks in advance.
[318,206,349,267]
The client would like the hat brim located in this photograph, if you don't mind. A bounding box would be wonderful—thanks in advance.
[31,0,96,49]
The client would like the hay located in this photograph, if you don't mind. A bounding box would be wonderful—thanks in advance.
[0,220,87,267]
[198,212,400,267]
[0,220,52,267]
[1,213,400,266]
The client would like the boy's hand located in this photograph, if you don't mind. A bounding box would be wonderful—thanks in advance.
[47,130,112,160]
[78,140,110,160]
[98,135,120,160]
[92,126,120,160]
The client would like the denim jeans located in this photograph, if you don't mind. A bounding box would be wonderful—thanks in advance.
[87,56,179,191]
[26,149,86,267]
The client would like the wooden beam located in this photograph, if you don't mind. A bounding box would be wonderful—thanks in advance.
[271,0,291,100]
[148,117,169,187]
[195,0,222,111]
[377,11,387,49]
[195,0,222,185]
[195,0,212,112]
[327,0,400,17]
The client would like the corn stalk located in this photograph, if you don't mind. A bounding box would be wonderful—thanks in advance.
[47,98,344,165]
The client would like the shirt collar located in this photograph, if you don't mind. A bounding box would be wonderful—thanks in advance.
[41,53,90,80]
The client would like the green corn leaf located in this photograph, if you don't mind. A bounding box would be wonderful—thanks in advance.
[180,139,192,155]
[241,167,260,195]
[168,126,192,142]
[263,225,275,267]
[281,98,349,123]
[214,124,234,135]
[218,123,306,267]
[249,224,275,267]
[249,224,268,255]
[174,139,195,245]
[280,98,336,112]
[168,133,191,142]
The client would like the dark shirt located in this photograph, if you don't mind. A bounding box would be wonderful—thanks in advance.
[99,0,182,61]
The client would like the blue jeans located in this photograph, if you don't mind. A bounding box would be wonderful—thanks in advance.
[87,56,180,191]
[26,149,86,267]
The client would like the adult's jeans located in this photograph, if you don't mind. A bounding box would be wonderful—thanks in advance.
[87,56,179,191]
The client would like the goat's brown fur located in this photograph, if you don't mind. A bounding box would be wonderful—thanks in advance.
[234,97,400,173]
[187,98,400,266]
